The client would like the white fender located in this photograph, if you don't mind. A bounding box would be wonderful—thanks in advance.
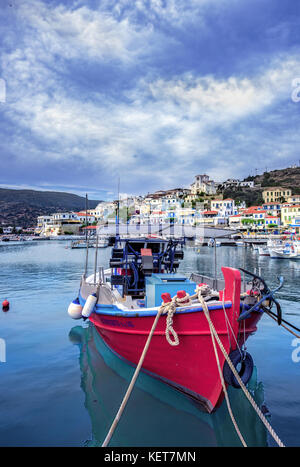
[82,293,97,318]
[68,298,83,319]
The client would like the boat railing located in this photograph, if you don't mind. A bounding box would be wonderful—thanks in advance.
[190,272,250,294]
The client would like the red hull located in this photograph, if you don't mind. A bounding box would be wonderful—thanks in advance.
[89,267,260,412]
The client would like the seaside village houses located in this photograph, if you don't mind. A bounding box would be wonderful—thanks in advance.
[34,176,299,235]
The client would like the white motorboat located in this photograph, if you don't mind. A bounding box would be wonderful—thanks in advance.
[97,237,109,248]
[258,246,270,256]
[269,243,300,259]
[236,240,245,247]
[71,239,95,249]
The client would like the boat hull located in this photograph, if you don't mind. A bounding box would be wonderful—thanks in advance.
[269,248,299,259]
[87,268,260,412]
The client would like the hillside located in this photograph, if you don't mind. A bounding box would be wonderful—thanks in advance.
[222,166,300,207]
[0,188,102,228]
[251,166,300,193]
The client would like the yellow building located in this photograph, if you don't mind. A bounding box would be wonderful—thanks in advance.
[281,204,300,227]
[262,187,292,203]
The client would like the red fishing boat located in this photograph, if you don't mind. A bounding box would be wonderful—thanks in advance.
[68,237,283,413]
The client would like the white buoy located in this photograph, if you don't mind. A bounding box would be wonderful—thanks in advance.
[81,293,97,319]
[68,298,83,320]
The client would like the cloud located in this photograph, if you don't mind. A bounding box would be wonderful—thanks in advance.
[1,0,300,196]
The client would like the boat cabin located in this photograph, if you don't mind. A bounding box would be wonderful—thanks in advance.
[109,237,185,299]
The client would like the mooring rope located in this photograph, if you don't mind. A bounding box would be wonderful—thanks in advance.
[197,293,285,448]
[102,284,285,447]
[203,299,247,447]
[101,306,164,447]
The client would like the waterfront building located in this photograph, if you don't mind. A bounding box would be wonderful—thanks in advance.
[262,203,282,217]
[52,212,78,221]
[74,212,96,223]
[177,207,198,225]
[198,210,219,225]
[210,198,237,217]
[35,215,54,235]
[281,204,300,227]
[265,216,281,227]
[2,226,14,234]
[87,204,105,220]
[228,214,243,228]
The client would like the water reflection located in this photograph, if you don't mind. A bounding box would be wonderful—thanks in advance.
[69,325,269,447]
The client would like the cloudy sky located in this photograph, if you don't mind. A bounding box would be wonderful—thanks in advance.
[0,0,300,200]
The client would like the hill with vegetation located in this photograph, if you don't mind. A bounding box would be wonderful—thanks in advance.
[222,166,300,207]
[247,166,300,193]
[0,188,102,228]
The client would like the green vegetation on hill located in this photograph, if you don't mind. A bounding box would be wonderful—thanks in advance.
[0,188,102,210]
[0,187,103,227]
[222,187,264,207]
[222,166,300,206]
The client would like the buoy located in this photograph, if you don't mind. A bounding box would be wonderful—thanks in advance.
[2,299,9,312]
[81,293,97,319]
[67,298,83,319]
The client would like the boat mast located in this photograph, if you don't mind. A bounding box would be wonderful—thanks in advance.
[84,193,89,279]
[85,193,88,241]
[116,177,120,238]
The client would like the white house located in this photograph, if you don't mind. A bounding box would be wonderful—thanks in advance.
[74,212,96,223]
[210,199,237,217]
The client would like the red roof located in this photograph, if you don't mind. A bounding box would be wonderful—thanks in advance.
[203,210,218,215]
[75,212,95,217]
[243,207,266,215]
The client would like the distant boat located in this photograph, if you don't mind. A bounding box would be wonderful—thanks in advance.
[258,246,270,256]
[71,239,94,249]
[269,243,300,259]
[97,237,109,248]
[236,240,245,247]
[208,238,221,247]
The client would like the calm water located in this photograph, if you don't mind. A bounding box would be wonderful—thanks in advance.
[0,239,299,447]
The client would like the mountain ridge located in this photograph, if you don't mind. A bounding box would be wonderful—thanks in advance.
[0,187,103,227]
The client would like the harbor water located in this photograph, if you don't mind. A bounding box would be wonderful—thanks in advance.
[0,239,299,447]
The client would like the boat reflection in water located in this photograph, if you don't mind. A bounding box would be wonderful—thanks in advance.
[69,325,269,447]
